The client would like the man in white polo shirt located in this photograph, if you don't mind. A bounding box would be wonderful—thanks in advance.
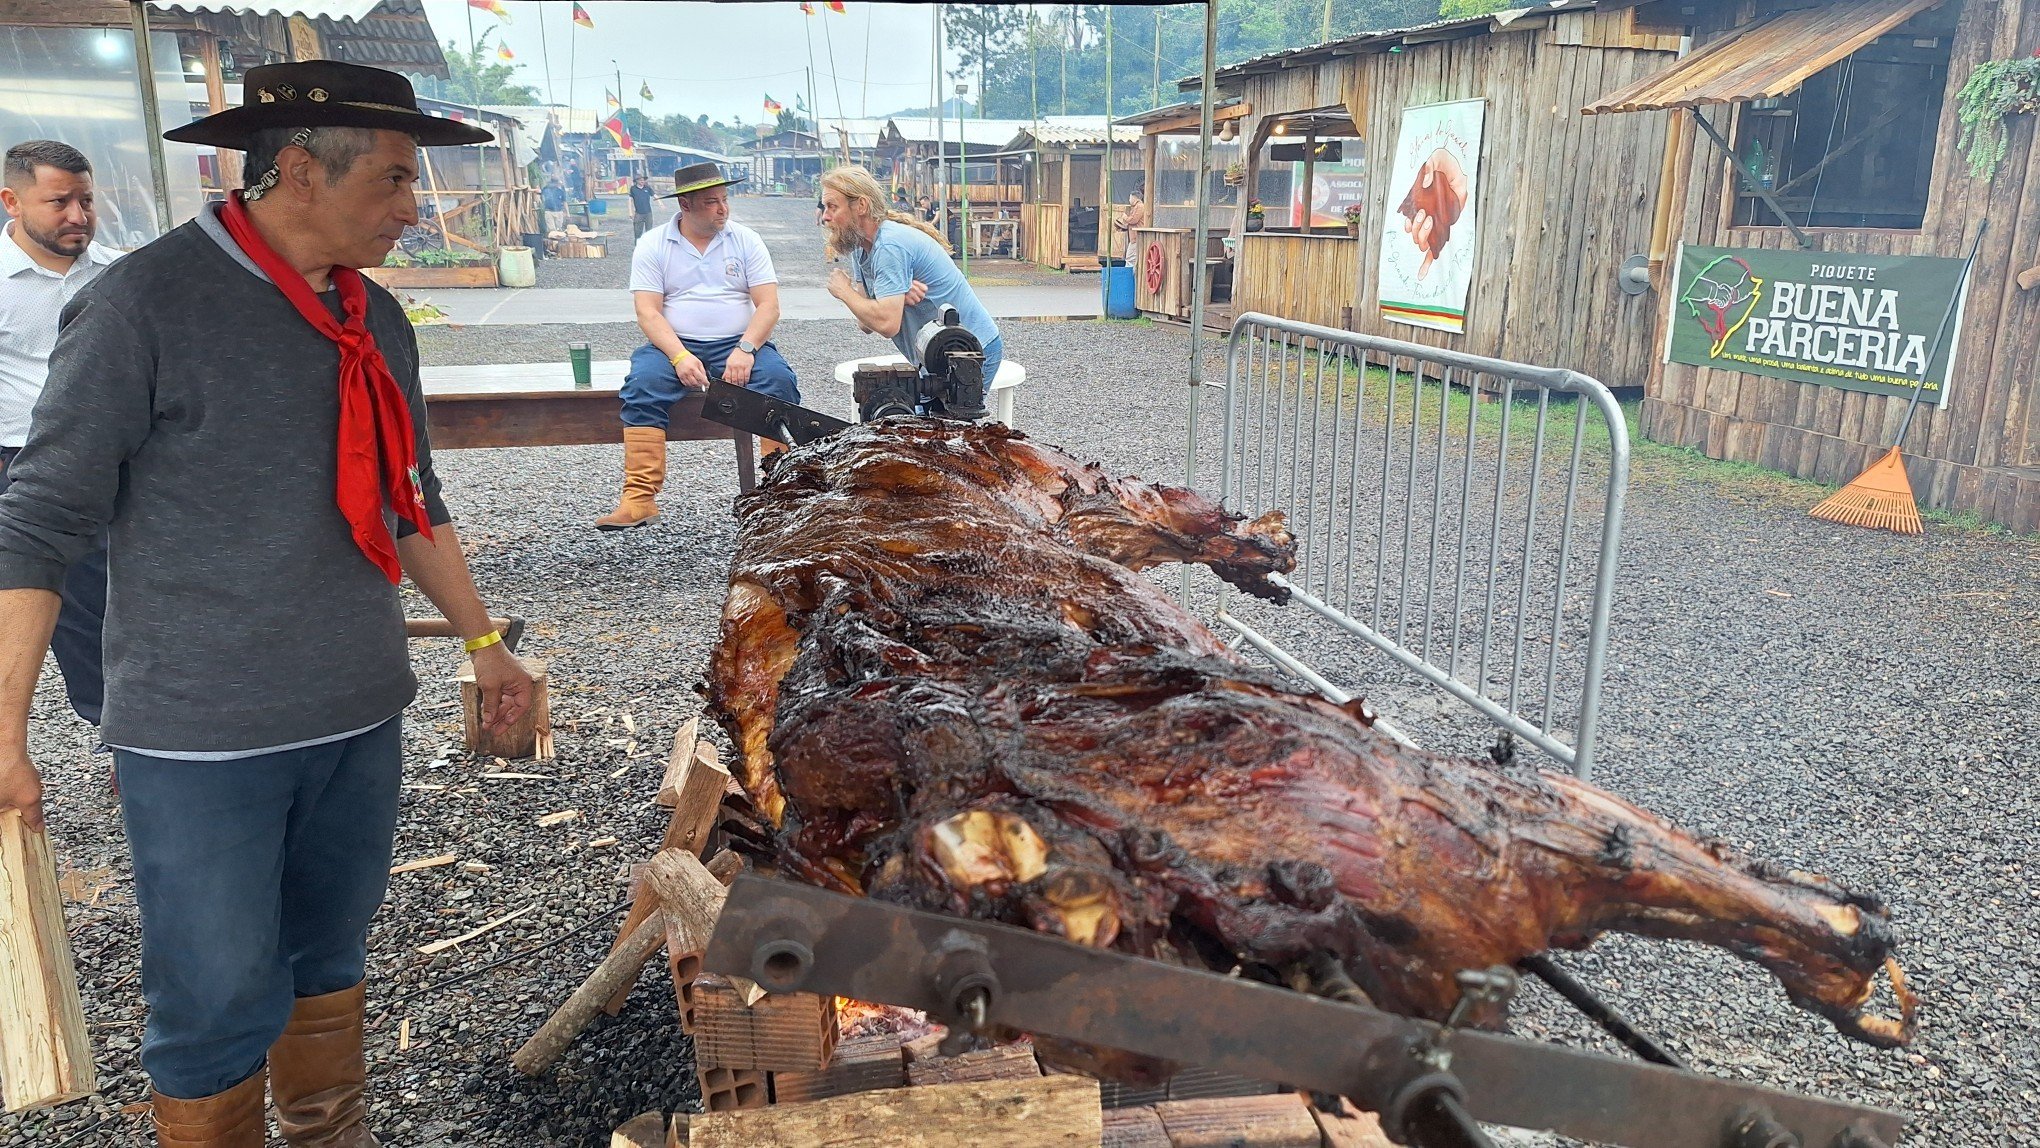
[0,140,119,725]
[596,162,799,530]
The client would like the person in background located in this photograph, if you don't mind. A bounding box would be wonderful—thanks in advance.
[918,193,937,223]
[821,164,1000,408]
[0,139,118,728]
[629,171,656,240]
[598,162,799,530]
[0,62,533,1147]
[1110,189,1149,265]
[541,177,567,234]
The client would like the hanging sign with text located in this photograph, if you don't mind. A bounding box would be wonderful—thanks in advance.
[1665,245,1971,405]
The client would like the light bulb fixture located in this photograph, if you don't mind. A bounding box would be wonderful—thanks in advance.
[96,28,122,60]
[1272,122,1287,135]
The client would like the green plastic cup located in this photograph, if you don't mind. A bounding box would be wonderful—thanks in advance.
[568,342,592,389]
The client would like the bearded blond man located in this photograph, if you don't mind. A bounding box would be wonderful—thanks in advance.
[820,166,1001,402]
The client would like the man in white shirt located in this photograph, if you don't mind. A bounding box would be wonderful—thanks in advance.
[597,162,799,530]
[0,140,119,725]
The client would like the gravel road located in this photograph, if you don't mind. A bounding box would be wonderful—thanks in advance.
[8,194,2034,1147]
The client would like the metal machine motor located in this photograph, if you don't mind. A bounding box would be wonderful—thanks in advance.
[853,305,989,422]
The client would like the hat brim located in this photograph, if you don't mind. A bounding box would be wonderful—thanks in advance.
[660,175,745,199]
[165,103,493,149]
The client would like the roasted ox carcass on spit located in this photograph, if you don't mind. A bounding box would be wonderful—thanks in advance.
[706,419,1917,1077]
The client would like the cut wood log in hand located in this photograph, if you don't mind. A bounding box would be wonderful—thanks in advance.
[0,809,96,1112]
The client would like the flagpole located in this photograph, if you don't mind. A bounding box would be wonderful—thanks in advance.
[616,59,629,183]
[819,4,849,164]
[538,2,555,109]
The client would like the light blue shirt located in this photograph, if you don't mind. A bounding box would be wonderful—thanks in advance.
[850,220,998,369]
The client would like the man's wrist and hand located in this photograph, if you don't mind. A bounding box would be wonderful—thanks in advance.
[725,347,755,385]
[468,641,534,735]
[0,748,45,832]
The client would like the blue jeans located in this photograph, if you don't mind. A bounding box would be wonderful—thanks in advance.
[115,719,404,1098]
[622,337,800,429]
[0,446,103,724]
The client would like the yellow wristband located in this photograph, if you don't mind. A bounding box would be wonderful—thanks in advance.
[463,630,504,654]
[669,348,692,366]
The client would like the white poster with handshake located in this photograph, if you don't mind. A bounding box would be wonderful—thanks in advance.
[1378,99,1485,334]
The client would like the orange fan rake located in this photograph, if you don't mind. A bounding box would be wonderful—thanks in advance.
[1809,221,1984,535]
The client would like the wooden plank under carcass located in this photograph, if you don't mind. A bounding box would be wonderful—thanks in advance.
[690,1076,1103,1147]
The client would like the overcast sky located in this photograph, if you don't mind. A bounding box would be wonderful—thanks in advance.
[417,1,953,126]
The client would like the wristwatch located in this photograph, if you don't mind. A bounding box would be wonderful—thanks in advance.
[737,338,759,355]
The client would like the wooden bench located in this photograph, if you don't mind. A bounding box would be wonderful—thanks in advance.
[421,361,758,492]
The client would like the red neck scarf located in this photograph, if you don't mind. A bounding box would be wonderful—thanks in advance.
[219,192,431,582]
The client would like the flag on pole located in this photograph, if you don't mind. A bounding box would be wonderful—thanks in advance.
[496,43,515,61]
[799,2,815,14]
[468,0,510,22]
[571,2,594,29]
[827,1,847,12]
[763,94,784,112]
[640,80,655,102]
[605,88,621,110]
[603,114,635,153]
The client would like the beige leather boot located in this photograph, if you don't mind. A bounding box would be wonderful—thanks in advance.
[268,983,379,1147]
[595,426,669,529]
[150,1069,267,1147]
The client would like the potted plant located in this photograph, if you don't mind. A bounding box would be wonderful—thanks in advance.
[1245,199,1265,233]
[1955,51,2040,179]
[1223,161,1247,187]
[1343,204,1364,238]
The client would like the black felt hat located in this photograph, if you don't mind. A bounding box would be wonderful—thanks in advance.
[660,161,745,199]
[165,61,493,149]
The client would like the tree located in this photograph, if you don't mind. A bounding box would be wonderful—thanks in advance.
[429,35,540,106]
[942,4,1026,116]
[1436,0,1510,17]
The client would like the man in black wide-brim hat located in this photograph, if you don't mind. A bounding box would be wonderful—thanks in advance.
[0,62,533,1147]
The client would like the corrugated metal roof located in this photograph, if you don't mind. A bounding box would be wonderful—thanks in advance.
[1199,0,1605,85]
[322,0,447,78]
[636,142,738,164]
[484,106,605,136]
[1009,116,1114,146]
[885,117,1042,147]
[148,1,382,18]
[1584,0,1942,113]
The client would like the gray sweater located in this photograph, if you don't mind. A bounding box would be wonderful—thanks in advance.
[0,209,449,753]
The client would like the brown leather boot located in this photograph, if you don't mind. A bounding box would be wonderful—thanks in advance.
[268,983,380,1147]
[595,426,668,530]
[151,1069,267,1147]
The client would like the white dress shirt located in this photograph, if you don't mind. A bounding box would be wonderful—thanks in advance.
[0,220,121,448]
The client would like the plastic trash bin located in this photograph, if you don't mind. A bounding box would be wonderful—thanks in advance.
[1105,265,1138,319]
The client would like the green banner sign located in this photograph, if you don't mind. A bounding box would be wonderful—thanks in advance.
[1664,245,1971,404]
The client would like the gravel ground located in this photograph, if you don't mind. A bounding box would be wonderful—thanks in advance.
[10,194,2036,1146]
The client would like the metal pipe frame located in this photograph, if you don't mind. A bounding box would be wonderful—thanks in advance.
[1211,313,1629,780]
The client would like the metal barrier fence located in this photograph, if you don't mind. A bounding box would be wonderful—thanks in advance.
[1201,313,1629,780]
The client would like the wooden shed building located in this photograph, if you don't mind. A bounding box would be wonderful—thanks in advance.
[1590,0,2040,532]
[1194,0,2037,531]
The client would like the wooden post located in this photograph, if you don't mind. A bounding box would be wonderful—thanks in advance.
[510,909,666,1076]
[611,1111,669,1147]
[600,730,730,1015]
[0,811,95,1112]
[457,658,549,759]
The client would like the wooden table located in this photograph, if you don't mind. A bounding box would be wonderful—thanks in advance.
[422,362,758,492]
